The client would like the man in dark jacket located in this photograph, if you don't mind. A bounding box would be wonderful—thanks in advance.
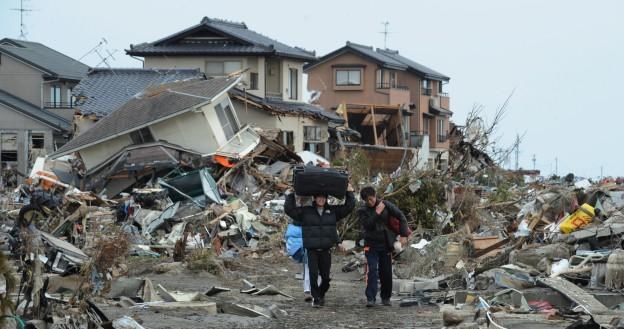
[285,186,355,307]
[358,186,409,307]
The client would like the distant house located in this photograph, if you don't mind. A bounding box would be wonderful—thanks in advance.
[126,17,342,158]
[52,77,242,195]
[305,42,452,170]
[71,68,205,135]
[0,38,88,178]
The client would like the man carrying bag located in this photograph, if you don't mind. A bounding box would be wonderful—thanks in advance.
[357,186,410,307]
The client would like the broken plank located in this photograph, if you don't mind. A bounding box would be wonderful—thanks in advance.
[537,277,609,314]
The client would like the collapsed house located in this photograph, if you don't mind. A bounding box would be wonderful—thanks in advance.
[71,68,206,135]
[51,76,243,196]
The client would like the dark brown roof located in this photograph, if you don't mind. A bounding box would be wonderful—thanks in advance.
[53,77,239,157]
[127,17,316,61]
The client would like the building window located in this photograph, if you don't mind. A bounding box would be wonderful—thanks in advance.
[129,127,155,145]
[205,60,242,76]
[376,69,396,89]
[303,126,321,141]
[437,118,447,143]
[50,85,61,107]
[438,82,444,93]
[215,98,239,140]
[249,73,258,90]
[67,88,76,107]
[289,68,298,100]
[335,69,361,86]
[423,117,430,135]
[422,79,431,96]
[1,133,17,162]
[278,131,294,150]
[30,133,45,149]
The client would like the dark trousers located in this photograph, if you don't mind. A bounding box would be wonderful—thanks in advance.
[307,248,331,300]
[365,247,392,301]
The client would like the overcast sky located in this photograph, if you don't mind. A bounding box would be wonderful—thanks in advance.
[1,0,622,178]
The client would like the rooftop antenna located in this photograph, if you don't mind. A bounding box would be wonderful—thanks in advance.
[11,0,34,40]
[380,21,390,49]
[94,48,118,68]
[79,38,108,61]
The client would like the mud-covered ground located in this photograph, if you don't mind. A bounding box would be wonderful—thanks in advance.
[97,254,443,329]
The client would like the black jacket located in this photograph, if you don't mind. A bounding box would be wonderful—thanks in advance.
[357,200,408,250]
[285,192,355,250]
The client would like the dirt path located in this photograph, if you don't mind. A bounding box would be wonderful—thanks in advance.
[98,254,443,329]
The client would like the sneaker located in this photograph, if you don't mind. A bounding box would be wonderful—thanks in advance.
[366,300,376,308]
[312,299,321,308]
[382,299,391,306]
[319,297,325,306]
[304,292,312,302]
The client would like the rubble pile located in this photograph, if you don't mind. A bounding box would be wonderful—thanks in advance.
[0,127,313,328]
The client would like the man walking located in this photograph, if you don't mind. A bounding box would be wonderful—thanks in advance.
[285,186,355,307]
[357,186,409,307]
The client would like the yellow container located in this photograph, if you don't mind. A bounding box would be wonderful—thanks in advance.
[559,203,595,234]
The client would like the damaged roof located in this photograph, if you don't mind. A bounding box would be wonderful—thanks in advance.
[73,68,205,117]
[228,88,344,123]
[53,77,240,157]
[305,41,449,81]
[0,88,71,131]
[126,17,316,61]
[0,38,89,80]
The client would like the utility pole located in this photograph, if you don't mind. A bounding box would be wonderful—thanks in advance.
[555,157,558,176]
[11,0,33,40]
[380,22,390,49]
[601,166,604,180]
[532,154,536,170]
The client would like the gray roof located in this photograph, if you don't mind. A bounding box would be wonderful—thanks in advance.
[73,68,205,117]
[53,77,239,157]
[127,17,316,61]
[305,41,449,81]
[0,88,70,131]
[0,38,89,80]
[377,49,449,81]
[228,88,344,123]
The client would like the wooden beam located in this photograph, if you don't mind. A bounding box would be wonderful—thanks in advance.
[370,105,378,146]
[342,102,349,128]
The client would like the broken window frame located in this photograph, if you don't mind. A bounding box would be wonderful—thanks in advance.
[278,131,294,151]
[129,127,155,145]
[1,132,18,163]
[303,126,321,142]
[423,117,431,136]
[215,98,239,140]
[30,132,45,149]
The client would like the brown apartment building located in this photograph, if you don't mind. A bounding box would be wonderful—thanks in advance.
[305,41,451,169]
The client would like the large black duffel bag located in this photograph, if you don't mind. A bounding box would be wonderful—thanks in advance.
[293,165,349,198]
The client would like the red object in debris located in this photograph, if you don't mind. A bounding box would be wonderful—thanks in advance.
[214,155,235,168]
[528,301,556,315]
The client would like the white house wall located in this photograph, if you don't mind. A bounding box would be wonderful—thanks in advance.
[281,60,304,102]
[231,99,277,128]
[149,108,219,154]
[144,56,264,98]
[0,54,43,106]
[79,134,133,170]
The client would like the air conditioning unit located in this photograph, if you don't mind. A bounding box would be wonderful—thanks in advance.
[429,96,440,108]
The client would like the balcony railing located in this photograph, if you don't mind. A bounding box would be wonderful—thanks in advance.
[438,92,449,97]
[44,102,73,109]
[437,133,448,143]
[376,83,409,90]
[422,88,432,96]
[409,131,427,148]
